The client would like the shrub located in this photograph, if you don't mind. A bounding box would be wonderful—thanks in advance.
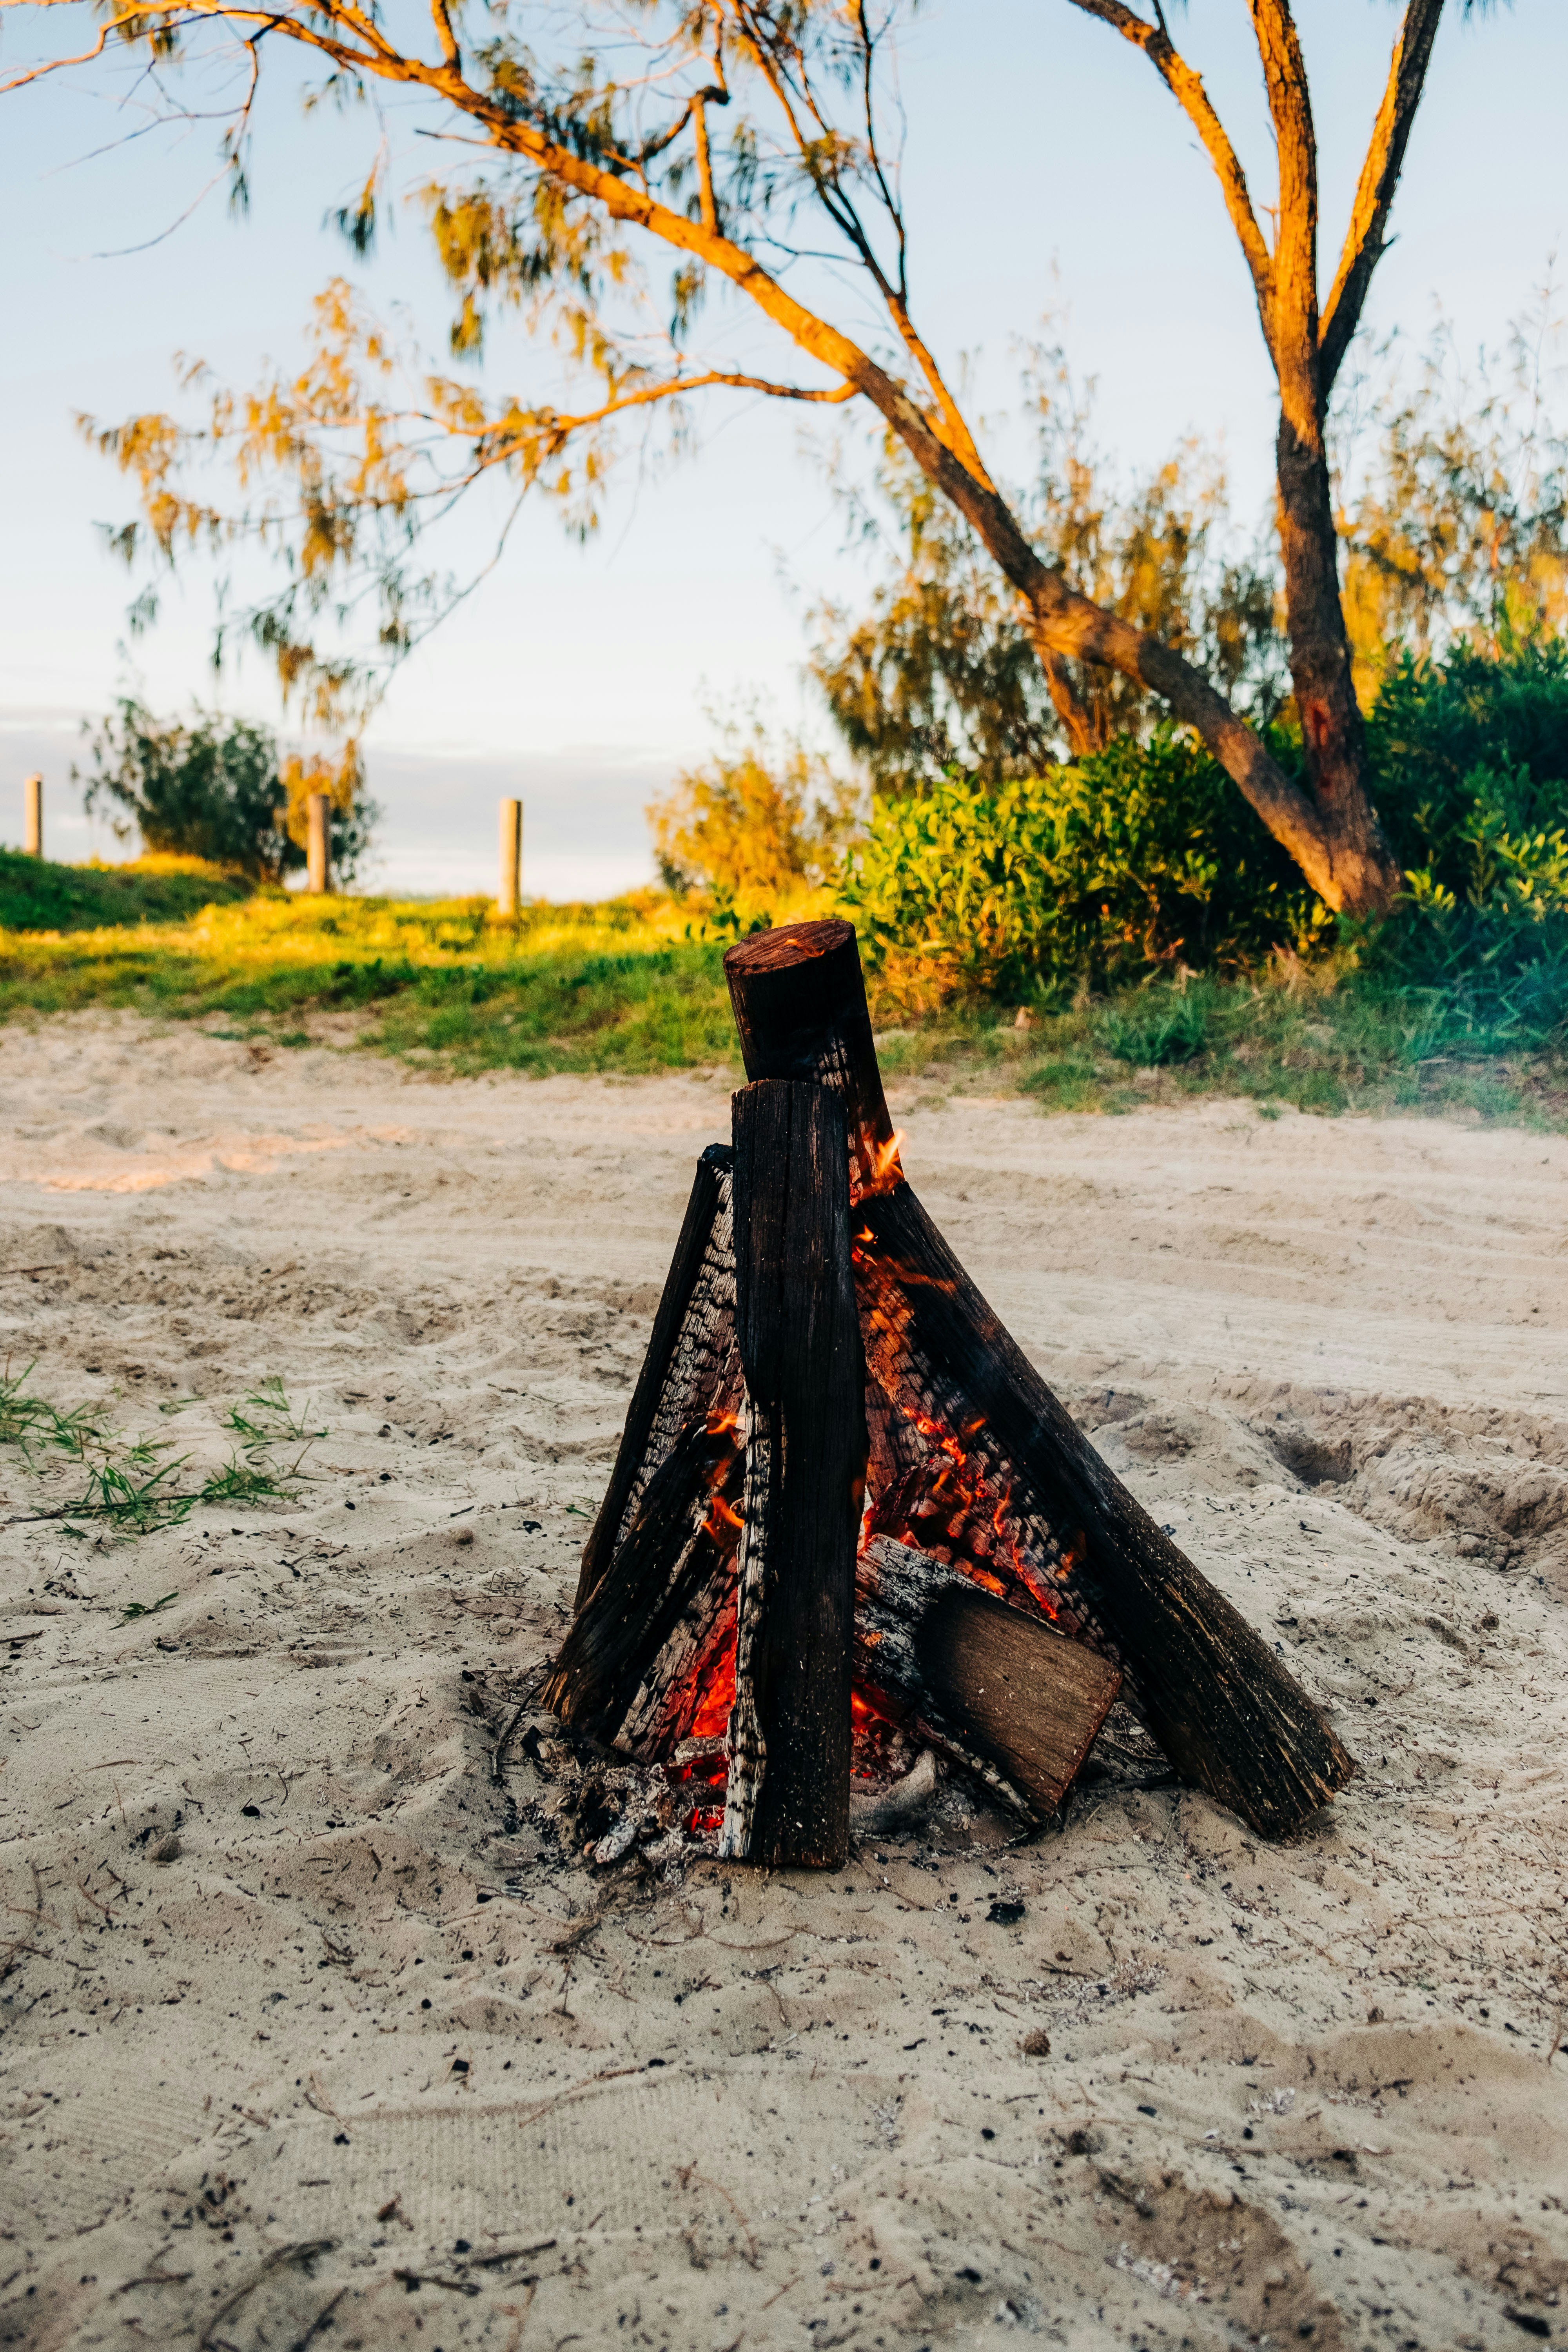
[836,728,1327,1003]
[647,722,861,902]
[77,701,376,883]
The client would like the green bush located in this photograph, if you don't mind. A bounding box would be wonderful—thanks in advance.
[1364,641,1568,1030]
[836,728,1326,1002]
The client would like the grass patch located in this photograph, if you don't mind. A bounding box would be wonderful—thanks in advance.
[0,848,254,933]
[0,885,743,1073]
[3,865,1568,1122]
[0,1366,323,1535]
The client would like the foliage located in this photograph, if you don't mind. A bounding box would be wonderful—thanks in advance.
[1340,302,1568,704]
[648,718,862,900]
[837,731,1328,1004]
[812,359,1287,785]
[75,700,376,882]
[0,849,252,933]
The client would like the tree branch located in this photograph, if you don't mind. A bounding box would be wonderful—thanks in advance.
[1319,0,1445,392]
[1065,0,1275,352]
[1247,0,1319,439]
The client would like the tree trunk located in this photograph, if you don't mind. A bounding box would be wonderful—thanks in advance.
[1275,407,1402,915]
[719,1079,865,1869]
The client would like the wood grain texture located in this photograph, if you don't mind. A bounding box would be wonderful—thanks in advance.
[541,1410,743,1745]
[856,1534,1121,1819]
[719,1079,866,1869]
[724,921,900,1201]
[575,1143,736,1609]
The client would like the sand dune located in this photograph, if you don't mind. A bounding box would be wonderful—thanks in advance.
[1,1010,1565,2349]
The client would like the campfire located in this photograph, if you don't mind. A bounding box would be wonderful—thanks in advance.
[541,918,1353,1869]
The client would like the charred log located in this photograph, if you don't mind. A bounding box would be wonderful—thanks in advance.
[575,1142,738,1610]
[724,920,900,1200]
[720,1080,866,1869]
[856,1534,1122,1820]
[540,1408,743,1746]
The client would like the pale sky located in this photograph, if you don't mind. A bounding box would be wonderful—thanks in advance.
[1,2,1564,897]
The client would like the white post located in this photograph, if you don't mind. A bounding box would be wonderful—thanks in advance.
[306,793,331,894]
[498,796,523,917]
[24,774,42,859]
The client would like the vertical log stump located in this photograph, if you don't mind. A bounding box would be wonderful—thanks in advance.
[723,921,1355,1842]
[720,1080,866,1868]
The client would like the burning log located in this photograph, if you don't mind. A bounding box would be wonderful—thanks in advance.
[723,921,1356,1842]
[856,1535,1122,1820]
[575,1142,738,1609]
[720,1080,866,1869]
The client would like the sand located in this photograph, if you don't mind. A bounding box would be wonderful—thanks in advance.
[0,1010,1565,2351]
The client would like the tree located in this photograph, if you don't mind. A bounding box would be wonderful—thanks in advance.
[4,0,1468,909]
[78,702,376,880]
[810,347,1287,789]
[648,715,861,898]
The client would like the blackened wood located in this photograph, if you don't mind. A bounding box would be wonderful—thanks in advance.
[541,1410,743,1744]
[855,1183,1355,1839]
[575,1143,736,1609]
[856,1535,1122,1819]
[724,920,901,1200]
[724,918,1354,1840]
[719,1080,866,1869]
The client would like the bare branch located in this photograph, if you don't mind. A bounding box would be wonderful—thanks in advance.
[1319,0,1445,391]
[1065,0,1276,351]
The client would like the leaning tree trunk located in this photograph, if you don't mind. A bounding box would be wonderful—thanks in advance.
[1275,402,1401,917]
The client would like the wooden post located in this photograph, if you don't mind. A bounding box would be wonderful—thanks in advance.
[306,793,331,894]
[725,919,1355,1842]
[498,797,523,917]
[24,774,42,859]
[720,1080,865,1869]
[724,920,900,1200]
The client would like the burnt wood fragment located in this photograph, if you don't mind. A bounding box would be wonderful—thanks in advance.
[856,1534,1122,1819]
[724,920,900,1199]
[720,1080,866,1869]
[575,1143,737,1609]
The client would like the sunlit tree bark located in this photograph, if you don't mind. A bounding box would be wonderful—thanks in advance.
[2,0,1457,912]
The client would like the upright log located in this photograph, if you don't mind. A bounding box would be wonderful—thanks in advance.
[724,922,1355,1841]
[856,1534,1122,1820]
[575,1144,737,1608]
[720,1081,865,1869]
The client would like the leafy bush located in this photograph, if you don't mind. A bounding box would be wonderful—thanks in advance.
[77,701,377,883]
[647,719,860,902]
[1364,641,1568,1028]
[837,728,1327,1002]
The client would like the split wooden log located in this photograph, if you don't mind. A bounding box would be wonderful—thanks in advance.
[723,921,1356,1842]
[720,1080,866,1869]
[575,1143,737,1609]
[856,1534,1122,1820]
[540,1405,744,1748]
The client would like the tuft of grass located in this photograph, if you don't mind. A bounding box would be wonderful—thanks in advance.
[0,1370,323,1533]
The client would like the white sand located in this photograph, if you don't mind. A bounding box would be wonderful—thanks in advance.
[1,1011,1565,2350]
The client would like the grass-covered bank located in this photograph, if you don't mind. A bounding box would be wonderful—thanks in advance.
[3,864,1566,1121]
[0,881,742,1074]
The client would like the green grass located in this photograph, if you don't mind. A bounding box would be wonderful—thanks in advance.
[0,883,741,1073]
[0,848,254,932]
[0,1365,322,1535]
[3,862,1567,1122]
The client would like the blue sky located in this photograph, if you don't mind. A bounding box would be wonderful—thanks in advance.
[1,0,1564,896]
